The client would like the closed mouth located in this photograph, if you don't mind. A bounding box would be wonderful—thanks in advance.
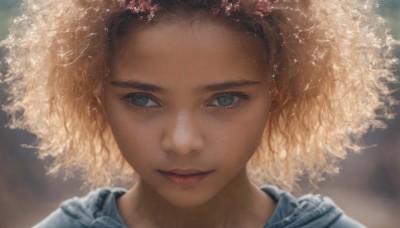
[157,169,214,185]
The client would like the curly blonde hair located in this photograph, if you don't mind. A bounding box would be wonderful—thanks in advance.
[1,0,398,190]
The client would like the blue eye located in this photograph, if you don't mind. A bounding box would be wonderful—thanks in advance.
[210,93,247,107]
[212,94,236,106]
[122,93,159,107]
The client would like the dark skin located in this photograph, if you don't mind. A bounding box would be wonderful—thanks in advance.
[104,18,276,227]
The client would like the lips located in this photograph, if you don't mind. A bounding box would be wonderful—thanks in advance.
[158,169,214,185]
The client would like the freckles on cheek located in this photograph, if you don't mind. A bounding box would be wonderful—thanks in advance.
[114,121,154,147]
[215,126,256,154]
[112,122,161,164]
[214,116,267,157]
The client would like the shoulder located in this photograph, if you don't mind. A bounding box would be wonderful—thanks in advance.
[262,185,366,228]
[33,188,127,228]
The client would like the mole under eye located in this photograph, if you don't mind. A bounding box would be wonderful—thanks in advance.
[121,93,159,107]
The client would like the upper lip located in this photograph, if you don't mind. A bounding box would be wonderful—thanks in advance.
[159,168,213,175]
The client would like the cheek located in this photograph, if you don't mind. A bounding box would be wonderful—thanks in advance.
[104,97,161,166]
[219,102,269,141]
[112,120,160,159]
[108,120,164,174]
[211,106,269,164]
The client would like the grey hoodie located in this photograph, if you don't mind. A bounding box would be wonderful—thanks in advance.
[34,186,365,228]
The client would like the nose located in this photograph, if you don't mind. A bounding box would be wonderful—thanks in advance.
[161,111,204,156]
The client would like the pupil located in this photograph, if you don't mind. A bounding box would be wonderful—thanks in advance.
[217,95,234,106]
[131,95,149,107]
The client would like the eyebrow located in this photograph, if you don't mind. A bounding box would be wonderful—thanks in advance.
[110,79,262,93]
[203,80,262,92]
[110,80,165,93]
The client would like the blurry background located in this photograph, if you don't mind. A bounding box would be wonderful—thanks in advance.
[0,0,399,227]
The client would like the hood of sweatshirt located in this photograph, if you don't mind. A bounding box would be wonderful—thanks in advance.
[34,188,127,228]
[34,186,365,228]
[261,185,365,228]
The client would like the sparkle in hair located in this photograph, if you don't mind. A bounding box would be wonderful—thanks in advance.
[117,0,279,19]
[2,0,397,190]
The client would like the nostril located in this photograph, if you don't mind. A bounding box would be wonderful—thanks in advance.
[160,113,204,156]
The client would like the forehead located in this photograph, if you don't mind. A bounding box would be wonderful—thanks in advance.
[110,16,270,87]
[113,13,268,60]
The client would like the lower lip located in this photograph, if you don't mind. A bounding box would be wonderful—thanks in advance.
[159,171,213,185]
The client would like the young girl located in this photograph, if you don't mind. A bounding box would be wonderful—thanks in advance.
[1,0,397,227]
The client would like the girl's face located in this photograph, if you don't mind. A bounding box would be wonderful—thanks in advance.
[104,19,272,208]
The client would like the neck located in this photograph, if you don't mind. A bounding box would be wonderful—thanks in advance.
[118,169,276,228]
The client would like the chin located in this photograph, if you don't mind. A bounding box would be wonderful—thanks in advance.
[159,188,216,208]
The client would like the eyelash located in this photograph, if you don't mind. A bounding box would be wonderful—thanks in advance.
[207,92,250,111]
[120,93,160,109]
[120,92,250,111]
